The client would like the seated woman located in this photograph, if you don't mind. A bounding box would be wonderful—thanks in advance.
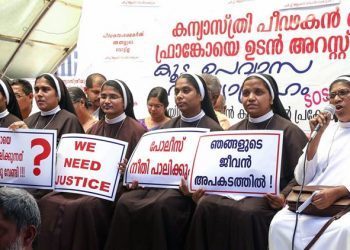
[36,79,147,250]
[139,86,171,130]
[186,73,308,250]
[0,78,22,126]
[104,73,223,250]
[68,86,98,132]
[269,75,350,250]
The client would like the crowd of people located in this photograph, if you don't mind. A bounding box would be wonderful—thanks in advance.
[0,71,349,250]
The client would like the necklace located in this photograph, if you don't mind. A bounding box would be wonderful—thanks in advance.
[34,113,58,129]
[103,118,126,139]
[179,116,203,128]
[246,116,274,130]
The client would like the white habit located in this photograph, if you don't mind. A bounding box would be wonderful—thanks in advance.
[269,121,350,250]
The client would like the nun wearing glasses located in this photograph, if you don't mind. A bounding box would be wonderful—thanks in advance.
[269,75,350,250]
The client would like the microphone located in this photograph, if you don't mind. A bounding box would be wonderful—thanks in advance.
[309,104,336,141]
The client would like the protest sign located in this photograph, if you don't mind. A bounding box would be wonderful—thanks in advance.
[0,128,56,189]
[55,133,128,201]
[189,130,283,197]
[124,128,209,189]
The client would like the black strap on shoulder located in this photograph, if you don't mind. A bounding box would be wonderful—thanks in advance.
[304,206,350,250]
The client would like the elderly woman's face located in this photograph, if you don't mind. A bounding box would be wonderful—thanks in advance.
[329,82,350,122]
[241,78,273,118]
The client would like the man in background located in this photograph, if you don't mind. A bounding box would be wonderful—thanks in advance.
[0,187,41,250]
[201,74,231,130]
[84,73,106,119]
[11,79,33,119]
[214,94,227,114]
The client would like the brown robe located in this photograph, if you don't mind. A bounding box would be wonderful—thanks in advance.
[36,117,146,250]
[104,115,223,250]
[25,110,84,141]
[0,113,21,127]
[186,114,308,250]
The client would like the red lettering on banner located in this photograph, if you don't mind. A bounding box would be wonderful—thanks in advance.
[55,175,111,192]
[245,34,283,60]
[74,141,96,152]
[155,7,350,63]
[100,181,110,192]
[304,87,329,108]
[64,158,101,171]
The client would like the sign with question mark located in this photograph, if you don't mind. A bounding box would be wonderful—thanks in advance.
[0,128,57,189]
[31,138,51,176]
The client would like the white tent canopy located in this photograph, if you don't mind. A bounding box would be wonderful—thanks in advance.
[0,0,82,79]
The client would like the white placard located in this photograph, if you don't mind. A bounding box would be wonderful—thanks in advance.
[0,128,57,189]
[124,128,209,189]
[189,130,283,197]
[55,134,128,201]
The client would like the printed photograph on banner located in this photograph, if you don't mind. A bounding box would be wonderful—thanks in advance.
[124,128,209,189]
[189,130,283,197]
[54,133,128,201]
[0,128,57,189]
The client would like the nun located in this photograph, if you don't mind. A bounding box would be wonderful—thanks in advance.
[269,75,350,250]
[104,73,223,250]
[0,78,22,126]
[36,79,146,250]
[186,73,308,250]
[9,73,84,139]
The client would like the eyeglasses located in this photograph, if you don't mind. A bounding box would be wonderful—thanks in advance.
[329,89,350,99]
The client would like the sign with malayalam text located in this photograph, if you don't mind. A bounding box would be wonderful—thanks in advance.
[124,128,209,188]
[0,128,56,189]
[189,130,283,197]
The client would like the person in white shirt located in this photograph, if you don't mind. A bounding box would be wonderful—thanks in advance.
[269,75,350,250]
